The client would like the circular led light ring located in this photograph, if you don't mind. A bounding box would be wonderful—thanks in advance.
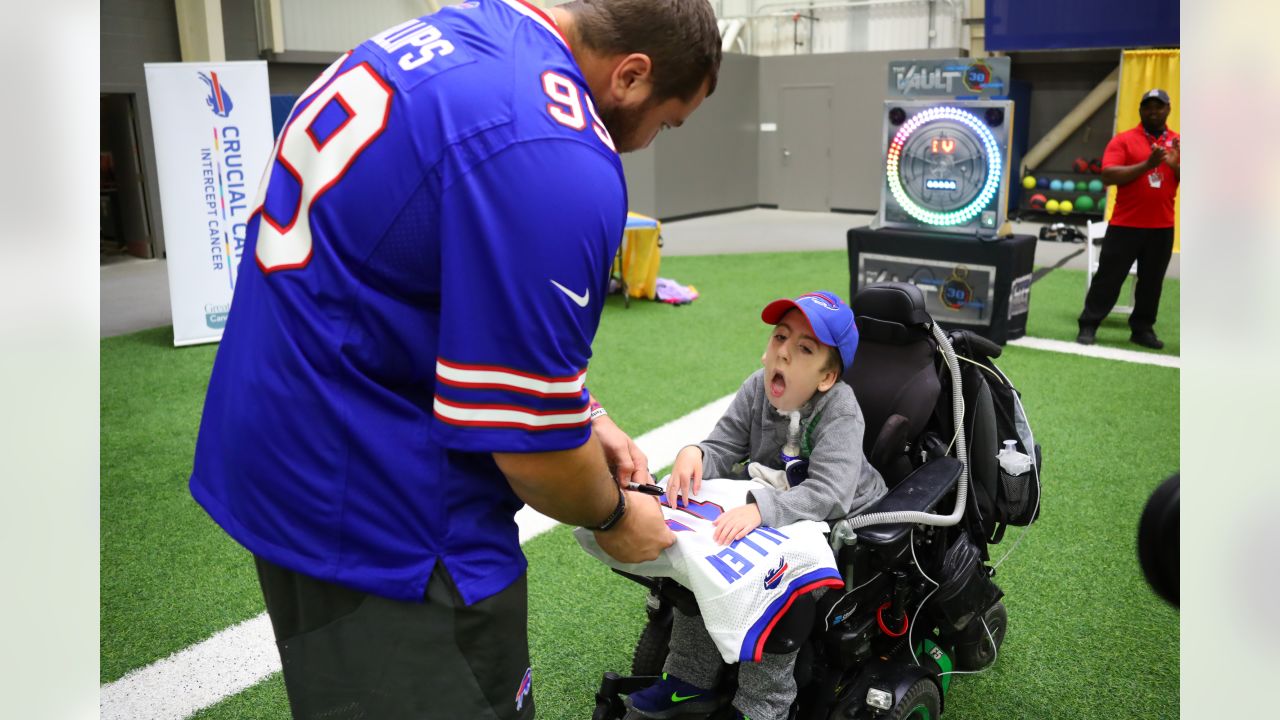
[886,106,1002,226]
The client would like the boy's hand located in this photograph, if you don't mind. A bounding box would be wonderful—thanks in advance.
[713,504,762,545]
[667,445,703,508]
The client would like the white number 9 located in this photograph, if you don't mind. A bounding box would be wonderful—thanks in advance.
[255,62,392,272]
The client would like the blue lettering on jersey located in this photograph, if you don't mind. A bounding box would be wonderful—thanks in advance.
[755,525,791,544]
[730,534,767,556]
[708,546,756,584]
[703,526,793,585]
[369,17,470,90]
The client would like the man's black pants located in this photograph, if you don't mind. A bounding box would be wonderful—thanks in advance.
[256,556,534,720]
[1078,224,1174,334]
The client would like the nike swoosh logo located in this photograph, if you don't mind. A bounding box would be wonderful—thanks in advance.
[550,279,590,307]
[670,692,701,703]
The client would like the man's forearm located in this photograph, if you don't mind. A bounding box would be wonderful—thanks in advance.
[494,437,618,528]
[1102,162,1153,187]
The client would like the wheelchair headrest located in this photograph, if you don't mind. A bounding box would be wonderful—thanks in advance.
[852,282,932,345]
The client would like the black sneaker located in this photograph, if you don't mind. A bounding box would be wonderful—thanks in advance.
[1130,331,1165,350]
[1076,326,1097,345]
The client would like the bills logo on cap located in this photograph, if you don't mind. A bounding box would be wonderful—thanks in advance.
[515,667,532,711]
[798,292,840,312]
[763,556,789,590]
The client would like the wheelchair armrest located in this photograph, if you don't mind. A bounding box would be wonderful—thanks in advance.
[854,457,963,547]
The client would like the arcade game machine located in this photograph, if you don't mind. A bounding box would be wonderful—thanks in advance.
[849,59,1035,344]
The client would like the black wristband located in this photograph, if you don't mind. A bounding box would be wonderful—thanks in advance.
[589,485,627,532]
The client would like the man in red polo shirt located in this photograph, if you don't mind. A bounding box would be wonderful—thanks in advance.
[1077,88,1180,349]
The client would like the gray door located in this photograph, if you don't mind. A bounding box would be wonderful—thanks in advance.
[779,85,832,212]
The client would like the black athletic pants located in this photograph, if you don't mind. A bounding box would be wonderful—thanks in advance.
[255,556,534,720]
[1078,224,1174,334]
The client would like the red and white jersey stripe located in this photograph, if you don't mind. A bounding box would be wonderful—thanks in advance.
[434,397,589,430]
[436,359,586,398]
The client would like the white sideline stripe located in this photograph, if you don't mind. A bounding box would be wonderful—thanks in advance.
[1007,335,1181,369]
[100,614,279,720]
[101,392,736,720]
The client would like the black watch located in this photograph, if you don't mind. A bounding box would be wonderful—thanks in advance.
[589,485,627,532]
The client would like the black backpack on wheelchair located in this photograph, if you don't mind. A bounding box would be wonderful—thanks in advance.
[591,282,1043,720]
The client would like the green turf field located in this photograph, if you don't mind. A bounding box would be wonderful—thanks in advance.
[103,249,1179,719]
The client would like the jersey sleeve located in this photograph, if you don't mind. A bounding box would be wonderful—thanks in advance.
[431,138,626,453]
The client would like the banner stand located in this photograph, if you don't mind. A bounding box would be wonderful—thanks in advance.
[144,61,274,346]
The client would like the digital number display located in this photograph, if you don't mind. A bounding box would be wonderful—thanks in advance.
[925,179,958,190]
[930,138,956,154]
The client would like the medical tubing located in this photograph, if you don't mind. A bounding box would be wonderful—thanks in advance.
[843,322,968,531]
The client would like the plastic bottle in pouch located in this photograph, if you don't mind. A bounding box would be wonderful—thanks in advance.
[996,440,1035,523]
[780,411,806,487]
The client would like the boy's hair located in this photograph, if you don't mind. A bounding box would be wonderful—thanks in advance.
[822,345,843,377]
[560,0,722,102]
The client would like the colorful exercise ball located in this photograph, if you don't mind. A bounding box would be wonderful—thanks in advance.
[1073,157,1089,173]
[1059,199,1074,214]
[1022,175,1037,189]
[1088,179,1104,193]
[1045,199,1060,213]
[1075,181,1089,192]
[1097,196,1107,213]
[1049,179,1064,191]
[1029,193,1047,210]
[1075,195,1095,211]
[1037,177,1050,189]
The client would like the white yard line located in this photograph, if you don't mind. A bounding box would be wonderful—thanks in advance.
[1007,335,1181,369]
[101,392,735,720]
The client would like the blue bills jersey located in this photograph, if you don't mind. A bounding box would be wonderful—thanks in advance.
[190,0,626,604]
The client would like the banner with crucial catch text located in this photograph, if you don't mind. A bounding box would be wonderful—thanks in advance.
[144,61,273,346]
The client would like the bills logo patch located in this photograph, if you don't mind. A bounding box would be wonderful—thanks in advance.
[515,667,532,711]
[198,71,234,118]
[763,557,788,590]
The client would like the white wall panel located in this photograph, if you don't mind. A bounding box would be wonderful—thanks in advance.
[267,0,440,54]
[735,0,964,56]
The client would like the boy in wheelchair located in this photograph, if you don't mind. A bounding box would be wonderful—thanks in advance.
[625,290,888,720]
[590,282,1038,720]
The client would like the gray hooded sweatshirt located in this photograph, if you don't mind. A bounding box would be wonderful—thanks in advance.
[695,368,887,528]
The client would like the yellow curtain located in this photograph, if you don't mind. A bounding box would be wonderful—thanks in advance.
[1109,49,1180,251]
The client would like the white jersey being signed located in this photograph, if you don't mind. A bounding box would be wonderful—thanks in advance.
[575,478,842,663]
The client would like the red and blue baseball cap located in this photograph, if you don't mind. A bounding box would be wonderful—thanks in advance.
[761,291,859,371]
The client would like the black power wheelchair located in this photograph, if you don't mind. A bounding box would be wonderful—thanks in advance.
[591,282,1042,720]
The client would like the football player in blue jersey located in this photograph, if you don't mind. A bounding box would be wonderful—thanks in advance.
[188,0,721,717]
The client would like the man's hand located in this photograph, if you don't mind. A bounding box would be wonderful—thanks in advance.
[1165,138,1180,171]
[593,491,675,563]
[667,445,703,508]
[591,412,650,486]
[713,504,762,545]
[1146,143,1168,169]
